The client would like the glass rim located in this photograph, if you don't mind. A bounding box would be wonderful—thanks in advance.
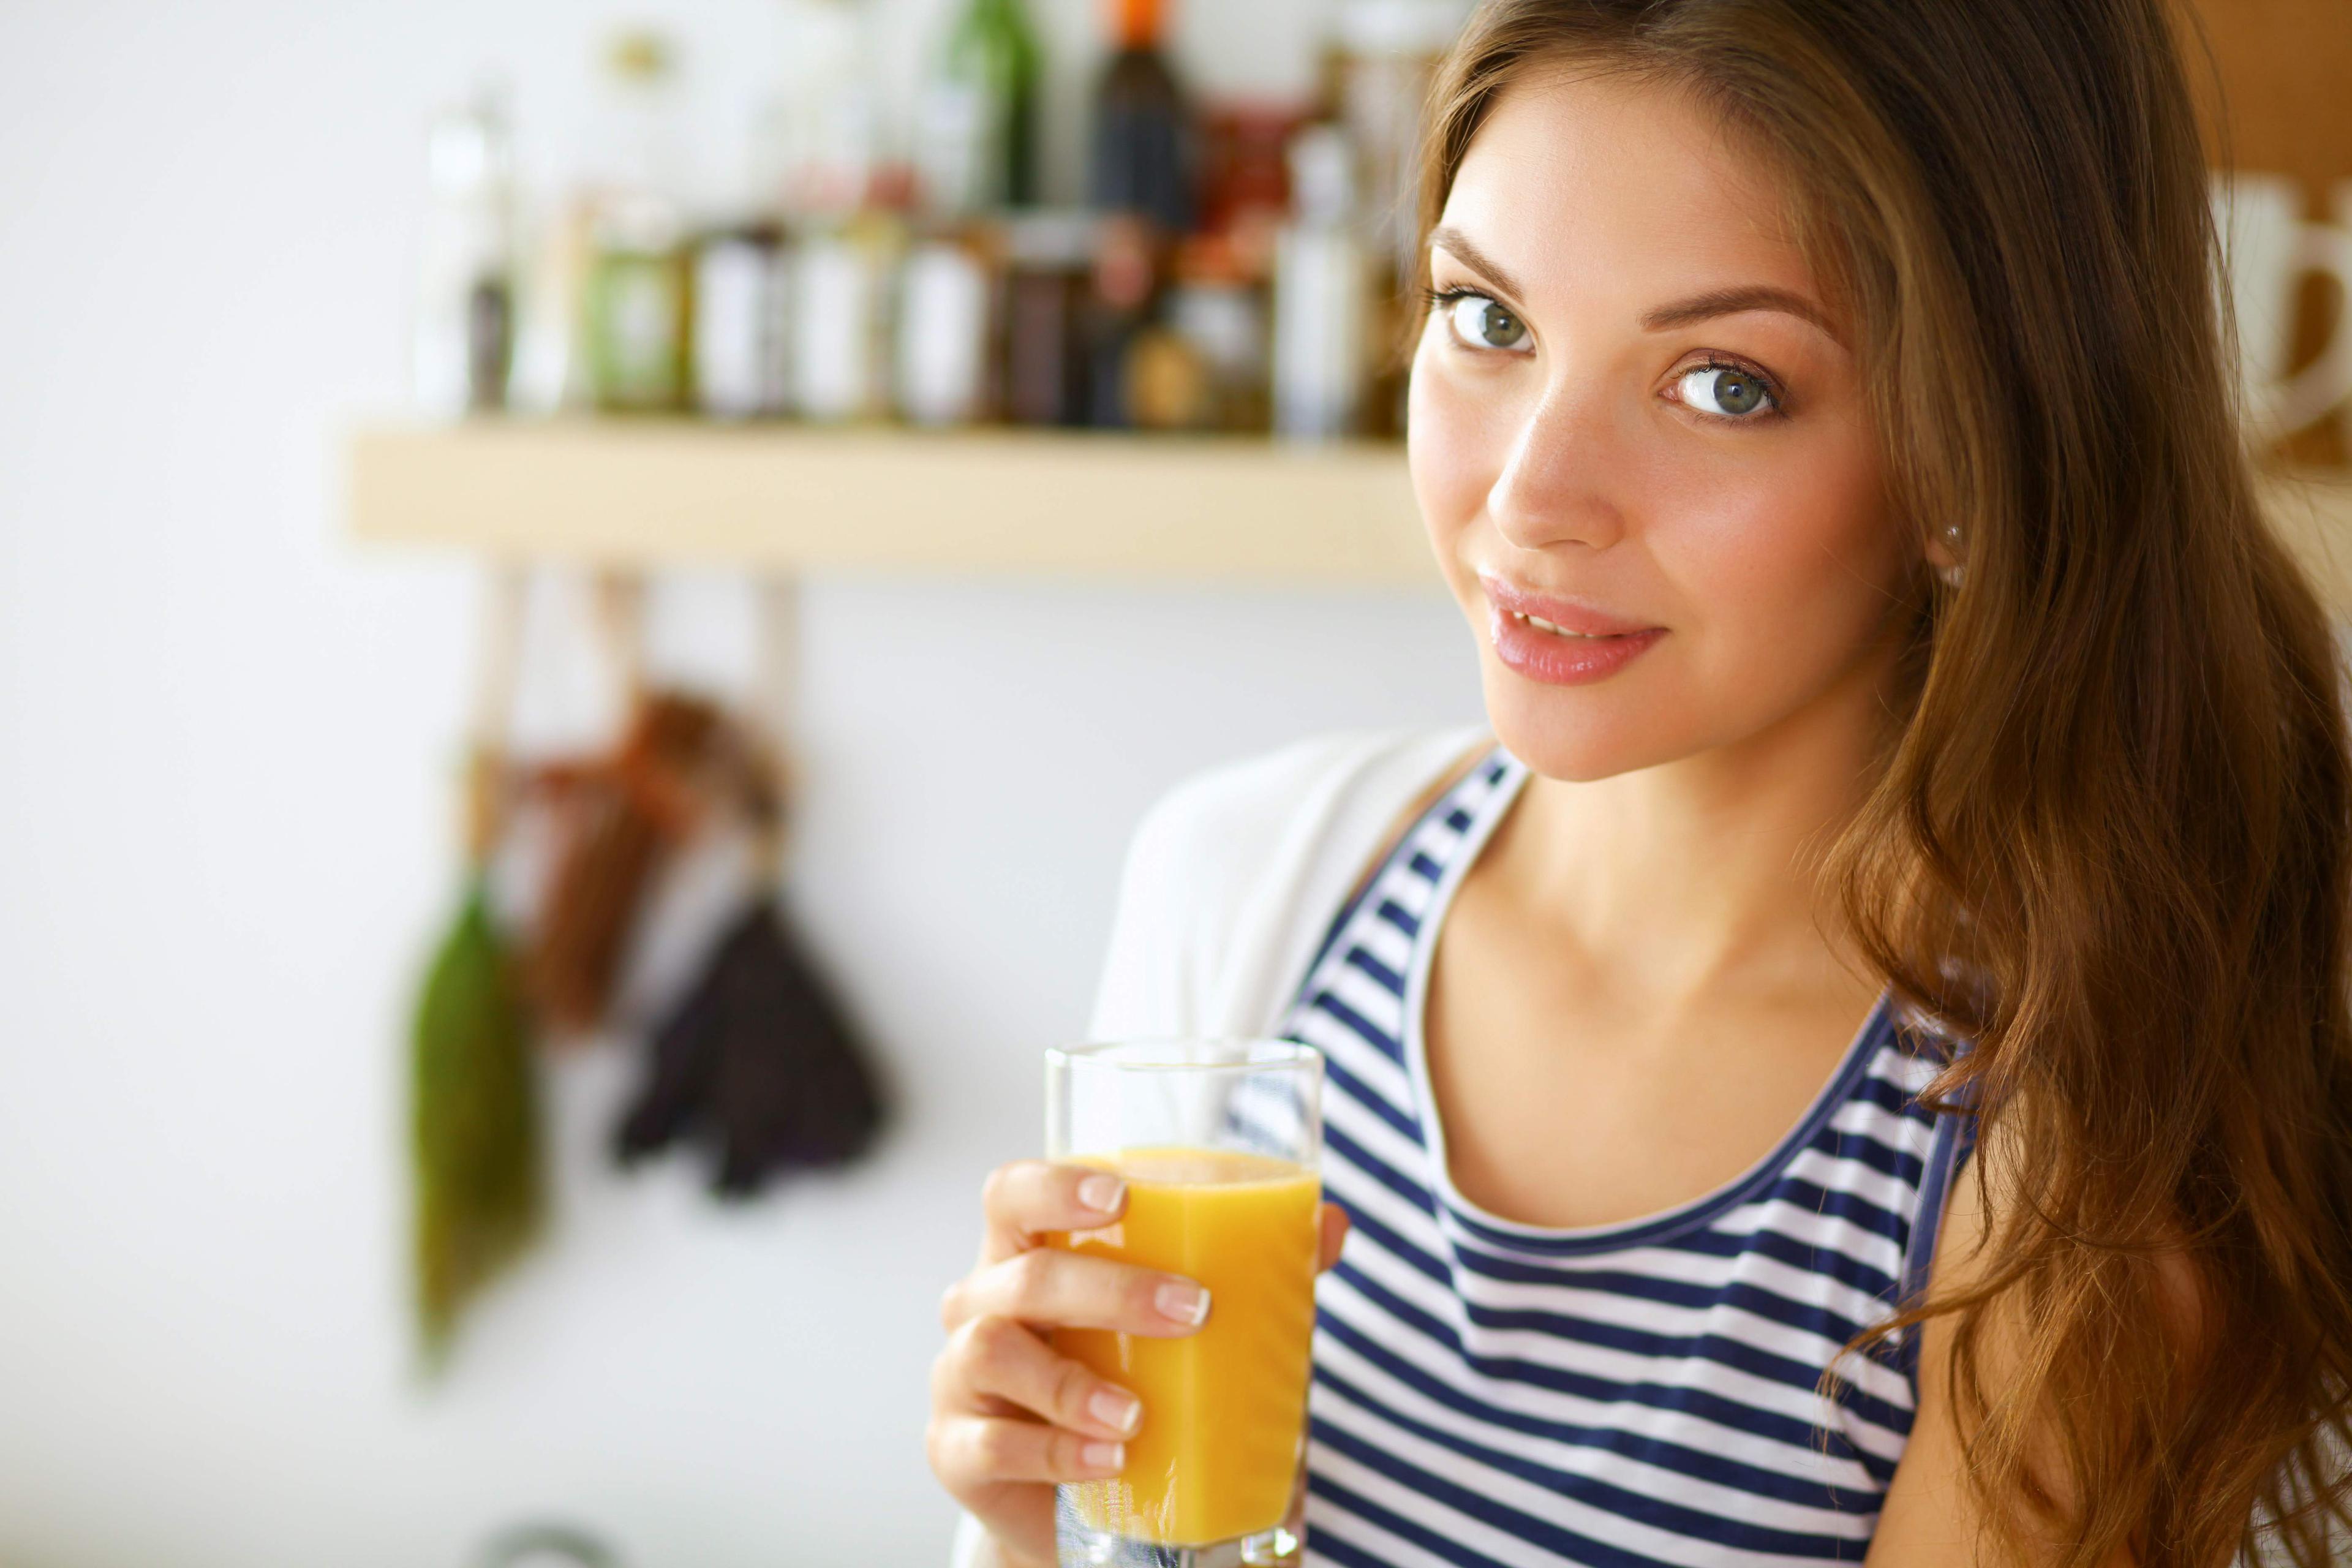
[1045,1037,1323,1074]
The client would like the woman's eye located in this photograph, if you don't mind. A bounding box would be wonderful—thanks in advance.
[1446,294,1529,352]
[1674,363,1777,418]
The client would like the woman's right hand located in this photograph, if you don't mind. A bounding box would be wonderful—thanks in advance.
[926,1159,1348,1568]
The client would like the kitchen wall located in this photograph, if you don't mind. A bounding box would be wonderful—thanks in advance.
[0,4,1479,1566]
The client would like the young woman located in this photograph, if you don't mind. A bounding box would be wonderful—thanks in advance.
[928,0,2352,1561]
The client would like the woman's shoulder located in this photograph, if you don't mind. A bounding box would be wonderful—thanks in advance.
[1121,725,1495,929]
[1133,725,1488,861]
[1087,725,1491,1041]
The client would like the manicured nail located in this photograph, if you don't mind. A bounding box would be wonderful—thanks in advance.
[1078,1174,1126,1216]
[1156,1280,1211,1327]
[1088,1387,1142,1436]
[1081,1441,1126,1474]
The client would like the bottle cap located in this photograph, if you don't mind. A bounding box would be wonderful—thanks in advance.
[1111,0,1166,50]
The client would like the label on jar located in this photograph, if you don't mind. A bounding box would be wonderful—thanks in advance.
[791,237,878,421]
[896,242,990,427]
[695,239,786,418]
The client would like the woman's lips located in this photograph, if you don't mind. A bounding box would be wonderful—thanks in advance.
[1479,575,1665,687]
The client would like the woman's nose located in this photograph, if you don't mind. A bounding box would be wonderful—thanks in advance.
[1485,377,1630,554]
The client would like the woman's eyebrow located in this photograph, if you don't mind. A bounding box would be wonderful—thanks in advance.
[1428,225,1526,303]
[1642,285,1839,341]
[1430,236,1841,345]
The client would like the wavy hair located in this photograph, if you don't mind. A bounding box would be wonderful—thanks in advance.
[1419,1,2352,1561]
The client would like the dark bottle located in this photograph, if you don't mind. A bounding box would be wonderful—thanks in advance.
[1087,0,1193,233]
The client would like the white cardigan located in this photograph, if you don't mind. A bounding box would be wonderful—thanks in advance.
[948,724,1490,1568]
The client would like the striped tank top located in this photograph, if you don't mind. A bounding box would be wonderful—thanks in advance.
[1276,745,1975,1566]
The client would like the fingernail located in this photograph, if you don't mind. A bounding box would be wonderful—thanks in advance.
[1078,1174,1126,1216]
[1155,1280,1211,1327]
[1088,1387,1142,1436]
[1081,1440,1126,1474]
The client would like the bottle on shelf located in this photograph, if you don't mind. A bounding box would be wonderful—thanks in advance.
[1083,214,1161,427]
[507,195,597,414]
[760,0,886,220]
[787,167,916,424]
[914,0,1043,216]
[1196,102,1302,283]
[1000,211,1099,426]
[413,90,516,417]
[1164,233,1270,432]
[897,227,998,427]
[758,0,908,424]
[1173,104,1294,434]
[582,31,692,413]
[786,224,891,423]
[692,225,790,419]
[1087,0,1194,236]
[1270,123,1371,441]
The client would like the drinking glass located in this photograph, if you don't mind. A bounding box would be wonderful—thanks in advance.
[1046,1039,1324,1568]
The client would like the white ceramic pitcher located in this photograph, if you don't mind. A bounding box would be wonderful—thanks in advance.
[2211,172,2352,440]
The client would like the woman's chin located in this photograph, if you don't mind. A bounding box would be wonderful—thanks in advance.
[1478,664,1693,783]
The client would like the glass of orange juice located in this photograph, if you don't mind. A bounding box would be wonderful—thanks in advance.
[1046,1040,1324,1568]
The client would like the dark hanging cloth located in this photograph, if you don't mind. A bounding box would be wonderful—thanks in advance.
[612,898,887,1197]
[527,693,725,1038]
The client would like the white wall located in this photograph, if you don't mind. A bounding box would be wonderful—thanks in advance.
[0,4,1478,1567]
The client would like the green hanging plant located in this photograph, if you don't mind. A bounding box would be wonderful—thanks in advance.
[410,867,545,1368]
[409,572,546,1371]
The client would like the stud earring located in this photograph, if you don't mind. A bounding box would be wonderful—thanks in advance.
[1935,522,1964,589]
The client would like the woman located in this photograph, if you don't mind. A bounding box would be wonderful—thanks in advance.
[929,0,2352,1561]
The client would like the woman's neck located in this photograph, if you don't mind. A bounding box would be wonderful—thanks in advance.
[1488,638,1902,1003]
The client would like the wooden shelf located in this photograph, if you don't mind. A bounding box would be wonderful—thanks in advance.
[347,420,1436,589]
[348,419,2352,611]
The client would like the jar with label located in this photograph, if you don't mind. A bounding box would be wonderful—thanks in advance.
[1000,211,1098,426]
[789,210,905,423]
[586,249,688,411]
[693,226,791,419]
[897,231,998,426]
[1166,233,1269,431]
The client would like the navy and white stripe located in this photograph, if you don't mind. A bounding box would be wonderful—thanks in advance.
[1278,747,1972,1566]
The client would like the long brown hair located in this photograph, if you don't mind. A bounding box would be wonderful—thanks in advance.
[1419,1,2352,1562]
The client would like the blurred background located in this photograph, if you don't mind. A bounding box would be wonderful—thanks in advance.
[0,2,2345,1566]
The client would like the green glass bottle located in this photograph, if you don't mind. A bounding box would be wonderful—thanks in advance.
[584,31,690,412]
[916,0,1042,213]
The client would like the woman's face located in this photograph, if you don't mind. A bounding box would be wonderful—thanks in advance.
[1410,68,1913,782]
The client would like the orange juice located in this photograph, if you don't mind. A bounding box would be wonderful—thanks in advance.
[1051,1147,1321,1546]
